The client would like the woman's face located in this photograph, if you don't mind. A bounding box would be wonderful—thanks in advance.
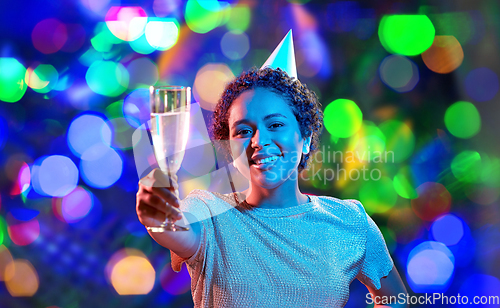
[227,88,310,189]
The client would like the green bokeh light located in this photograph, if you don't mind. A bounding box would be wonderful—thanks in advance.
[324,99,363,138]
[129,33,156,55]
[350,121,386,162]
[379,15,435,56]
[227,5,251,31]
[185,0,225,34]
[444,101,481,139]
[451,150,481,183]
[359,176,398,214]
[0,57,27,103]
[393,166,418,199]
[0,215,9,246]
[91,23,123,53]
[85,60,129,97]
[105,100,125,119]
[32,64,59,94]
[379,120,415,163]
[481,156,500,187]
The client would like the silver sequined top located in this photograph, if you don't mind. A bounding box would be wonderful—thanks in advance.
[171,189,394,308]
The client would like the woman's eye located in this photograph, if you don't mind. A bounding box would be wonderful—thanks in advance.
[269,123,283,129]
[237,129,251,135]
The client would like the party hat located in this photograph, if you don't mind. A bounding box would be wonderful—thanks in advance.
[261,29,297,79]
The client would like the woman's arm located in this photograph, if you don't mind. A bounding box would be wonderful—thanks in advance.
[365,265,408,308]
[136,168,201,258]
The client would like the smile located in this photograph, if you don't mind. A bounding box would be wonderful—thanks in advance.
[251,155,281,170]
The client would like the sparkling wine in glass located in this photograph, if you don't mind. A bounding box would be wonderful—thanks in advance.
[147,85,191,232]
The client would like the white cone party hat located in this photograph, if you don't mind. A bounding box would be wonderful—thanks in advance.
[261,29,297,79]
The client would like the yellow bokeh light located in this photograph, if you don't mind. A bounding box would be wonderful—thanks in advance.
[193,63,235,111]
[108,249,155,295]
[5,259,39,297]
[0,245,14,281]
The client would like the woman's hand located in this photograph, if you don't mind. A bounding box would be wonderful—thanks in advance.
[136,168,182,228]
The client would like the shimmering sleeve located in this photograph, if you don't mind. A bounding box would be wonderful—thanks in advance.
[356,213,394,290]
[170,189,213,273]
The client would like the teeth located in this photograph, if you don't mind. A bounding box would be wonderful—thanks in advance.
[255,155,279,165]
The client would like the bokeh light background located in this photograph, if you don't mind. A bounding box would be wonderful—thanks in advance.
[1,0,500,307]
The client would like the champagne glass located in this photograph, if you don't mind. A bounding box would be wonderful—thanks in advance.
[147,85,191,232]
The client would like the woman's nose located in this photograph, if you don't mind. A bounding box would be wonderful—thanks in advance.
[251,129,271,149]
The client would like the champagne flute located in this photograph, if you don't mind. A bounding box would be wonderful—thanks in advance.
[147,85,191,232]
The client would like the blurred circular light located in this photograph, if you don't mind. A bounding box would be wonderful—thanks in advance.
[411,182,451,221]
[193,63,235,111]
[86,60,129,97]
[107,117,137,149]
[5,259,39,296]
[0,245,14,281]
[349,121,386,162]
[481,155,500,187]
[393,166,418,199]
[153,0,182,17]
[226,5,251,32]
[0,58,28,103]
[127,58,159,89]
[107,248,155,295]
[451,150,481,183]
[105,6,148,41]
[444,101,481,139]
[359,177,397,214]
[422,35,464,74]
[129,33,156,55]
[31,18,67,54]
[106,100,125,119]
[80,0,112,15]
[379,120,415,162]
[324,99,363,138]
[185,0,224,34]
[7,218,40,246]
[407,241,454,292]
[379,55,419,92]
[25,64,59,93]
[17,162,31,194]
[32,155,79,197]
[67,113,112,157]
[431,214,464,246]
[80,144,123,189]
[220,30,250,60]
[145,19,179,51]
[123,88,150,128]
[378,15,435,56]
[465,67,499,102]
[61,186,94,223]
[160,262,191,295]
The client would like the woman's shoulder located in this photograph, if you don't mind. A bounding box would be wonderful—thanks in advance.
[314,195,368,223]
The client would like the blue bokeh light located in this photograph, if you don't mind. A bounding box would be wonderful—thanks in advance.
[32,155,79,197]
[406,241,455,293]
[67,113,112,157]
[123,88,150,129]
[80,144,123,188]
[431,214,465,246]
[465,67,499,102]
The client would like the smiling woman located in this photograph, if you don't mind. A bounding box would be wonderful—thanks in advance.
[136,67,407,307]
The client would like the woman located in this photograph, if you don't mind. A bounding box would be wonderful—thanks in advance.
[136,68,407,307]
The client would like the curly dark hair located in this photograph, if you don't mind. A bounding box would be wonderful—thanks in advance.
[209,67,323,172]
